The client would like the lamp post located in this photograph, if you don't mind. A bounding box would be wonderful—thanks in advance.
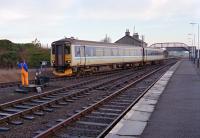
[188,33,195,46]
[188,33,195,61]
[190,23,200,68]
[188,37,193,46]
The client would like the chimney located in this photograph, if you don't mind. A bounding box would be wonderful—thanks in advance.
[133,33,139,39]
[125,29,130,36]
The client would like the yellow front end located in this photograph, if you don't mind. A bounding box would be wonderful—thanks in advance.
[52,42,72,76]
[53,68,73,76]
[53,54,73,76]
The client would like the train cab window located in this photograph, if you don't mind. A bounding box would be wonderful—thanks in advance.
[65,44,71,54]
[75,46,81,57]
[52,45,55,54]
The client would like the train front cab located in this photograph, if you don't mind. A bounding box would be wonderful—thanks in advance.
[52,42,73,76]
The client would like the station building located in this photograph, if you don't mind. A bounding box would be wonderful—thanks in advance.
[115,29,147,47]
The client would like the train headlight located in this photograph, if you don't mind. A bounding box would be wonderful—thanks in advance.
[52,60,55,63]
[66,60,71,63]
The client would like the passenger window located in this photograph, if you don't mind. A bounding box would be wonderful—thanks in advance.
[130,49,134,56]
[104,48,111,56]
[75,46,80,57]
[112,48,118,56]
[85,47,92,57]
[119,49,124,56]
[93,47,96,56]
[96,47,103,56]
[125,49,130,56]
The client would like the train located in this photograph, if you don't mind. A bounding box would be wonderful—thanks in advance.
[51,38,166,76]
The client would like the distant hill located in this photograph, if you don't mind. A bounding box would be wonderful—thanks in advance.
[0,39,50,68]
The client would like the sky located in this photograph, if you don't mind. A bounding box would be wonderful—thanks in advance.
[0,0,200,46]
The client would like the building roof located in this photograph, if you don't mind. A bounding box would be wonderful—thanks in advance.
[115,30,147,47]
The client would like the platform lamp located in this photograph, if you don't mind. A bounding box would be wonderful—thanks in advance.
[188,37,193,46]
[190,23,200,68]
[188,33,196,61]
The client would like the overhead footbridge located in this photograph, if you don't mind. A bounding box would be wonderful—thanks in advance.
[149,42,195,58]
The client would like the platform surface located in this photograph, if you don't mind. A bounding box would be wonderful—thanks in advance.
[106,59,200,138]
[141,59,200,138]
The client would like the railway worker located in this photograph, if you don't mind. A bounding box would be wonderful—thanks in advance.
[18,60,29,86]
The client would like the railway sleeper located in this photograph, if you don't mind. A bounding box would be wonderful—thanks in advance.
[118,95,134,99]
[21,115,35,120]
[86,115,115,121]
[56,118,65,123]
[70,97,79,100]
[22,102,39,106]
[91,111,119,118]
[59,127,101,138]
[45,95,58,98]
[103,104,126,109]
[42,107,54,112]
[109,101,130,106]
[33,129,46,135]
[116,97,134,101]
[82,116,113,124]
[0,112,12,117]
[31,99,46,104]
[66,122,103,131]
[13,105,32,109]
[98,108,122,114]
[33,111,45,116]
[9,120,23,125]
[50,105,63,108]
[40,97,54,100]
[3,108,22,113]
[64,99,74,103]
[76,95,86,98]
[76,121,108,128]
[113,99,133,103]
[57,101,68,105]
[0,127,10,132]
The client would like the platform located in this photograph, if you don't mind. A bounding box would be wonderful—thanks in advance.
[106,59,200,138]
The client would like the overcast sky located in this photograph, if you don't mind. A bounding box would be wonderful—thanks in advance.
[0,0,199,45]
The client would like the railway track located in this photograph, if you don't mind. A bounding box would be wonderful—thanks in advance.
[33,62,176,138]
[0,61,176,137]
[0,68,139,89]
[0,65,156,130]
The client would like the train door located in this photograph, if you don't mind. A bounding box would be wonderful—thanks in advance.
[79,46,86,66]
[145,49,148,62]
[142,48,145,64]
[56,45,65,66]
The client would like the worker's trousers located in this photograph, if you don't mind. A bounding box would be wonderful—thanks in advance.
[21,69,29,86]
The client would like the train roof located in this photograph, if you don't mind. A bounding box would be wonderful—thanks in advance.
[52,38,141,48]
[52,38,164,51]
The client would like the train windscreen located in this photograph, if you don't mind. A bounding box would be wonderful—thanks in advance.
[54,43,71,67]
[56,45,64,66]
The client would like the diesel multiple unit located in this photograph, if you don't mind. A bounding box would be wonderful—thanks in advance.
[51,38,165,76]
